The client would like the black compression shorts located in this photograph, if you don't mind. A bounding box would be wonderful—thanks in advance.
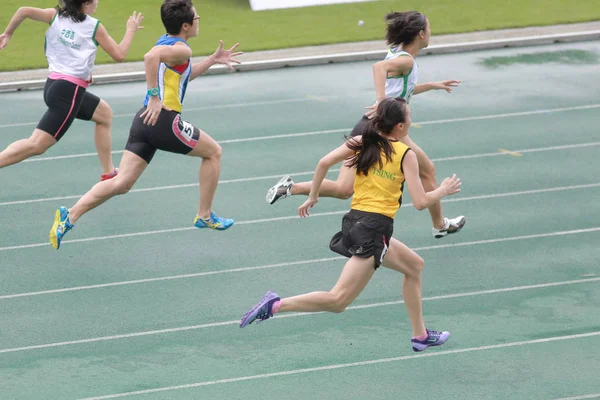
[125,107,201,164]
[36,78,101,141]
[329,209,394,269]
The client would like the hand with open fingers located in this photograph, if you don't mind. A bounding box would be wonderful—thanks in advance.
[126,11,144,32]
[432,80,461,93]
[140,96,171,126]
[298,197,318,218]
[364,100,379,119]
[440,174,462,196]
[0,33,11,50]
[212,40,243,72]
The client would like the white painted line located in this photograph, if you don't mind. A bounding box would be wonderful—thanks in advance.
[0,170,322,207]
[0,97,322,129]
[4,141,599,208]
[11,103,600,162]
[4,29,599,92]
[554,394,600,400]
[1,224,599,299]
[79,330,600,399]
[2,276,599,355]
[0,257,344,300]
[1,183,600,252]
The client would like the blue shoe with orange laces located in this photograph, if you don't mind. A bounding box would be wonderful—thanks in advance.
[193,211,234,230]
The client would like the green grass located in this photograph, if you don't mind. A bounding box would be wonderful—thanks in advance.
[1,0,599,71]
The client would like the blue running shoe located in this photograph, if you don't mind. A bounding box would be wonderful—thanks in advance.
[193,211,234,231]
[240,290,280,328]
[411,329,450,352]
[49,206,74,250]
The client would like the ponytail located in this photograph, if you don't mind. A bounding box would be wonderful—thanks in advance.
[345,97,409,176]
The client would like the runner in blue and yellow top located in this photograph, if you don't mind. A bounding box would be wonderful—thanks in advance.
[49,0,243,250]
[241,98,462,352]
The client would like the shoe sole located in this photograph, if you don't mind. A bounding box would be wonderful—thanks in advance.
[412,332,451,352]
[434,216,467,239]
[49,209,62,250]
[266,176,291,205]
[194,221,234,231]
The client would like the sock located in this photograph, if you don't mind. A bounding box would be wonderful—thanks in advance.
[413,333,428,341]
[271,300,281,314]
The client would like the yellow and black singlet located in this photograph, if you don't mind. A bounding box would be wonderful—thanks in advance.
[350,141,411,219]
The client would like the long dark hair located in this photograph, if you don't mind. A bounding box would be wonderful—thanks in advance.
[385,11,427,47]
[346,98,408,176]
[56,0,88,23]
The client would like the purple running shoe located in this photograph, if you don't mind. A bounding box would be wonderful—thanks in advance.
[411,329,450,352]
[240,290,280,328]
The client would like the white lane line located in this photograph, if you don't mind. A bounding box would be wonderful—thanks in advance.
[2,184,600,252]
[1,276,599,355]
[78,331,600,399]
[14,103,600,162]
[2,224,600,299]
[554,394,600,400]
[0,97,322,130]
[4,141,599,207]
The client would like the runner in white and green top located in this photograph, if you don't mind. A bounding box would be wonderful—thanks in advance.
[266,11,466,240]
[0,0,143,182]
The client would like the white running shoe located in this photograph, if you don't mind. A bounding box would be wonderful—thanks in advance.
[266,176,294,205]
[432,216,466,239]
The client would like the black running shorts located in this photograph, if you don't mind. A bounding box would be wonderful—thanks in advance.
[37,78,101,141]
[329,209,394,269]
[125,107,201,164]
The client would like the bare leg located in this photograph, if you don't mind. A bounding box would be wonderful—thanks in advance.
[69,151,148,223]
[279,256,375,313]
[185,130,222,219]
[89,99,116,175]
[0,129,56,168]
[398,135,444,229]
[290,162,356,199]
[381,237,426,337]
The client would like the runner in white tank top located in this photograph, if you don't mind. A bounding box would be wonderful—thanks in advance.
[266,11,467,240]
[0,1,143,182]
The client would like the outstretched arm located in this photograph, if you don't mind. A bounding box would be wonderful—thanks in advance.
[414,80,460,95]
[190,40,243,81]
[402,150,461,210]
[0,7,56,49]
[298,139,358,217]
[94,11,143,62]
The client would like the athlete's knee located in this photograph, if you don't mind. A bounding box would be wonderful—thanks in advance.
[204,142,222,160]
[213,143,222,159]
[406,256,425,278]
[28,137,51,155]
[94,101,113,126]
[329,292,352,313]
[114,178,136,195]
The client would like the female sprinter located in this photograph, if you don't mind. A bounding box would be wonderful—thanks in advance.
[49,0,242,249]
[0,0,143,180]
[266,11,465,239]
[241,97,462,352]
